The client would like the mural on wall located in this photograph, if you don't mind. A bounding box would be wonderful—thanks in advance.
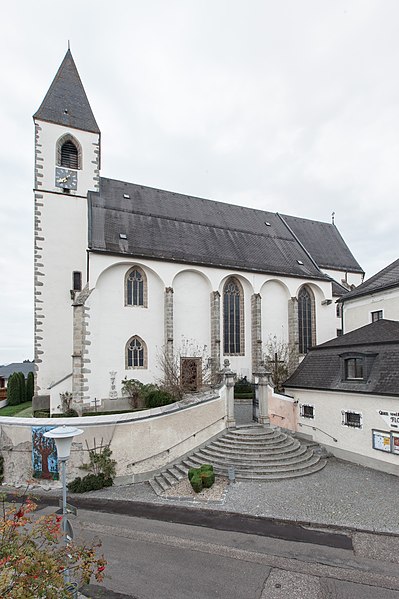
[32,426,59,480]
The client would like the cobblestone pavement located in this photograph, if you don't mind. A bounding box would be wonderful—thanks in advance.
[75,457,399,534]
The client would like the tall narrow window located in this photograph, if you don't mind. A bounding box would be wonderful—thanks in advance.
[61,140,79,169]
[298,286,315,354]
[125,267,147,307]
[126,336,147,368]
[72,271,82,292]
[223,277,244,355]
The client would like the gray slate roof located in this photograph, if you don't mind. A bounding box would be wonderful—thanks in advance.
[33,50,100,134]
[282,214,364,274]
[0,362,35,380]
[284,320,399,396]
[88,178,360,280]
[341,258,399,302]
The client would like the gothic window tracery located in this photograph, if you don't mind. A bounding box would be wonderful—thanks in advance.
[298,285,315,354]
[223,277,244,355]
[126,336,147,369]
[125,267,147,307]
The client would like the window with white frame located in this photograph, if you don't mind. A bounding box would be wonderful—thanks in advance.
[300,404,314,419]
[342,410,362,428]
[371,310,383,323]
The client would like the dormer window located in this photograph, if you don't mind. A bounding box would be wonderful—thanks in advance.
[345,357,364,380]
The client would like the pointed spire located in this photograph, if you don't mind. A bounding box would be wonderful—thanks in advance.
[34,50,100,134]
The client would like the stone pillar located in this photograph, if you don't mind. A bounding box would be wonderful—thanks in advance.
[251,293,262,376]
[164,287,174,363]
[254,362,272,425]
[288,297,300,368]
[210,291,221,384]
[221,359,236,428]
[72,285,92,415]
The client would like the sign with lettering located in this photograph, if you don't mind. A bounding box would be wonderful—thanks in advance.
[378,410,399,430]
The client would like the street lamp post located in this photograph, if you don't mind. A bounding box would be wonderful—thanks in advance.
[43,425,83,587]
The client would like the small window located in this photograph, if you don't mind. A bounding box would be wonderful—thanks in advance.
[371,310,383,323]
[336,329,343,337]
[342,410,362,428]
[73,271,82,292]
[300,404,314,419]
[126,336,147,369]
[345,358,364,380]
[336,303,342,318]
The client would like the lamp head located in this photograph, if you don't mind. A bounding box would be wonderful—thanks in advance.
[43,425,83,460]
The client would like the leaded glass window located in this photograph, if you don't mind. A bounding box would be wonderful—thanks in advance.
[298,286,314,354]
[126,268,146,306]
[126,336,146,368]
[223,277,243,355]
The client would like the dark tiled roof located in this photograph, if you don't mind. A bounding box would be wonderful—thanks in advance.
[33,50,100,134]
[341,258,399,302]
[88,178,358,280]
[281,214,364,274]
[0,362,35,379]
[284,320,399,396]
[331,279,349,297]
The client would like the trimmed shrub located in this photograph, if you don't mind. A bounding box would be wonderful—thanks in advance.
[68,473,113,494]
[17,372,26,403]
[144,389,175,409]
[188,467,197,482]
[190,473,203,493]
[199,464,213,473]
[7,373,20,406]
[26,371,34,402]
[200,470,215,488]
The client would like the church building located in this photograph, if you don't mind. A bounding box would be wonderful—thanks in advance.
[33,51,364,412]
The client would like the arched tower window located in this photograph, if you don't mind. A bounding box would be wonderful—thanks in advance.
[125,266,147,307]
[126,336,147,369]
[298,286,316,354]
[223,277,244,355]
[56,134,82,169]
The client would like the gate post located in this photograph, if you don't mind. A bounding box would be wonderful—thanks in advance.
[254,362,272,425]
[221,359,236,428]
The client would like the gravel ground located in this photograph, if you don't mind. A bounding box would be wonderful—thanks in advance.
[69,457,399,533]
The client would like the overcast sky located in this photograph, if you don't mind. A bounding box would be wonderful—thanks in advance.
[1,0,398,364]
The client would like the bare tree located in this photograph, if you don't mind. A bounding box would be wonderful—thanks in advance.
[263,336,297,392]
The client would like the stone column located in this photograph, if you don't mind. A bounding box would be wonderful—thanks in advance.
[164,287,174,363]
[221,359,236,428]
[210,291,221,384]
[251,293,262,376]
[288,297,300,368]
[72,285,92,415]
[254,363,272,425]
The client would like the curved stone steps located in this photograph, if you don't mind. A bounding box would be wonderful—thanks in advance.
[149,425,327,495]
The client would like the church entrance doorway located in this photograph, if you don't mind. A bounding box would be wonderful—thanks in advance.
[180,357,202,391]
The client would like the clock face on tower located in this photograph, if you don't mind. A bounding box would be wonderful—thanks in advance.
[55,167,78,190]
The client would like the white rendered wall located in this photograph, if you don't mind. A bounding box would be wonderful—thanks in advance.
[79,252,336,406]
[343,287,399,333]
[321,268,364,289]
[291,387,399,475]
[260,279,290,345]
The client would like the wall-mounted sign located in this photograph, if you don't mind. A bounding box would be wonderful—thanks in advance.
[372,430,391,452]
[392,433,399,455]
[378,410,399,430]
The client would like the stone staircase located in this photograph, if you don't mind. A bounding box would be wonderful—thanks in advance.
[149,424,327,495]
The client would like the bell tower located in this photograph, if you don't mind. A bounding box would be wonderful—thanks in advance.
[33,50,100,404]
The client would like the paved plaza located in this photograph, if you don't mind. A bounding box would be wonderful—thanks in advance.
[79,457,399,534]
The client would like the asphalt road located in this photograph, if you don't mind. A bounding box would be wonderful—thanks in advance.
[64,508,399,599]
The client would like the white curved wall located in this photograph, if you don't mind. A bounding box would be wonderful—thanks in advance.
[261,280,290,344]
[173,270,211,353]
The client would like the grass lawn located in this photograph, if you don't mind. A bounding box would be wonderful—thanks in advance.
[0,401,33,417]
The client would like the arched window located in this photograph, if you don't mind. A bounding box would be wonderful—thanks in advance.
[126,336,147,369]
[298,286,315,354]
[125,267,147,307]
[223,277,244,355]
[56,134,82,169]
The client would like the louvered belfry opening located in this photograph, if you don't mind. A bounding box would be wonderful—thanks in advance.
[61,140,79,169]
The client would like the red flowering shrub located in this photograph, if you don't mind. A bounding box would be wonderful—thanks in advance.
[0,491,106,598]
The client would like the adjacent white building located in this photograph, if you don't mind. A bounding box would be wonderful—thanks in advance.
[341,258,399,333]
[33,50,364,413]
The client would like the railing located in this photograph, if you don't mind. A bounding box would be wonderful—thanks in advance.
[270,413,285,420]
[128,415,227,467]
[298,422,338,442]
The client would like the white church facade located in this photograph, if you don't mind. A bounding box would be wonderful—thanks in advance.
[33,51,364,413]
